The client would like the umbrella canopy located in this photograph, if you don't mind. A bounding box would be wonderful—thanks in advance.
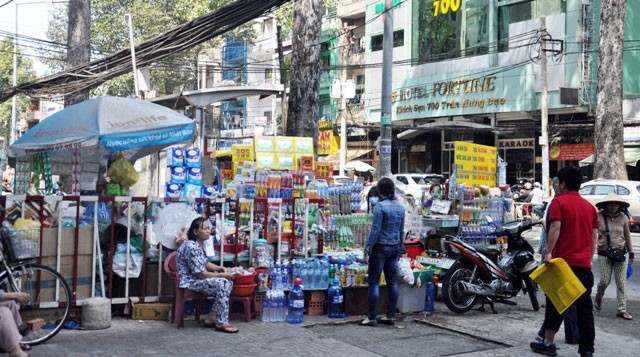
[9,96,196,161]
[344,160,376,172]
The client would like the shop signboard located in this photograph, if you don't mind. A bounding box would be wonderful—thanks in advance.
[318,130,338,156]
[366,64,537,123]
[454,141,497,187]
[549,143,594,161]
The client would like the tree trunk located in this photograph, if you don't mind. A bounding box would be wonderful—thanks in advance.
[65,0,91,107]
[594,0,627,179]
[276,24,288,136]
[286,0,321,157]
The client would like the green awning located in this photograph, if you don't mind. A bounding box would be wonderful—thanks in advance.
[579,147,640,167]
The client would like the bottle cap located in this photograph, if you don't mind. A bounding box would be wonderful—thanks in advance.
[294,278,302,285]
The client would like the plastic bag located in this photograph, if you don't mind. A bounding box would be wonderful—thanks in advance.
[13,218,41,231]
[153,203,201,249]
[107,156,139,187]
[628,263,634,279]
[112,243,143,278]
[398,257,415,285]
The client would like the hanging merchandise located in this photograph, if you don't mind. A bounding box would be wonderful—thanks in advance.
[107,155,139,188]
[13,157,30,195]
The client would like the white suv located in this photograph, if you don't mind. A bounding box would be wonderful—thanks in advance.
[579,179,640,231]
[392,173,444,204]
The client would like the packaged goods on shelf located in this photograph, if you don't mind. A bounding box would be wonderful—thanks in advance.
[166,147,185,167]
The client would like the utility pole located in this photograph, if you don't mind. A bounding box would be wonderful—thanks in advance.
[126,13,141,99]
[65,0,91,107]
[339,23,348,177]
[379,0,393,177]
[540,17,550,197]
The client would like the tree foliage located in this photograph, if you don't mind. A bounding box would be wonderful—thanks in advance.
[0,39,36,143]
[44,0,253,97]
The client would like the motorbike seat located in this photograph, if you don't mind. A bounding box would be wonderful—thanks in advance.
[475,246,501,261]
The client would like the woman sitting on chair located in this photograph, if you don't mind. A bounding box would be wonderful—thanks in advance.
[176,217,238,333]
[0,290,31,357]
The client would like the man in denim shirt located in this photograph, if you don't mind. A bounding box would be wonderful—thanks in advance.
[361,177,406,327]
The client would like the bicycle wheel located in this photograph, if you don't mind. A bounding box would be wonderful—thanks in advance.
[1,263,72,345]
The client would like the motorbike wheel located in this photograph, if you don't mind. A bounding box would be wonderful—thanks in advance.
[442,262,478,313]
[524,277,540,311]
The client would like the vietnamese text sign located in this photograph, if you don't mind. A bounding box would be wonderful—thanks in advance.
[549,143,594,161]
[454,141,497,187]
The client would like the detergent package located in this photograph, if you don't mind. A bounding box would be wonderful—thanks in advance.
[185,148,201,168]
[166,147,185,167]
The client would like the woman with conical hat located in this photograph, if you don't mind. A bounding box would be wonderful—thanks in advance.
[594,192,634,320]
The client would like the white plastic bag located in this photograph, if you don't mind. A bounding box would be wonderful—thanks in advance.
[398,257,415,285]
[113,243,143,278]
[153,203,201,249]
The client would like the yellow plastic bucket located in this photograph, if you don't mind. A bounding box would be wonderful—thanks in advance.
[529,258,586,314]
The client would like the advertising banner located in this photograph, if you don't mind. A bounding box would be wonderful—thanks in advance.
[549,143,595,161]
[454,141,497,187]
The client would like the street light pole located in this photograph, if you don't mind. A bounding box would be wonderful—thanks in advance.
[379,0,393,177]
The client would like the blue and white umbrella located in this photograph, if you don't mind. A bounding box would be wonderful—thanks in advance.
[9,96,196,161]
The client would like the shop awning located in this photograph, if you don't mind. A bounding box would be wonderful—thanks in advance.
[397,121,501,140]
[318,148,374,165]
[579,147,640,167]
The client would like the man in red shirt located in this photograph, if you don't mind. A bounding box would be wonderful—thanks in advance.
[530,165,597,357]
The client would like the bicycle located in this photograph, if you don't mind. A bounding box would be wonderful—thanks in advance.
[0,223,72,346]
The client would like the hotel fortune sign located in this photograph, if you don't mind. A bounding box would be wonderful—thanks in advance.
[393,75,507,114]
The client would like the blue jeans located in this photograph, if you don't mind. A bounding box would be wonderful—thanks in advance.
[367,245,399,320]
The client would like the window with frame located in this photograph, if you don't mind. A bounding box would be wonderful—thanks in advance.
[370,30,405,52]
[594,185,615,195]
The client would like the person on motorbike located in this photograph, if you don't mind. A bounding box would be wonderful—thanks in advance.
[530,166,597,357]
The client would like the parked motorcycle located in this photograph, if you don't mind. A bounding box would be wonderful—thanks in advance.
[441,219,540,314]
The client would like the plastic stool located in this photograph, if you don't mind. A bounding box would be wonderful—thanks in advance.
[229,296,254,322]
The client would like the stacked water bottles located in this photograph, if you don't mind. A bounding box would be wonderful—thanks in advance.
[261,260,287,322]
[261,258,331,322]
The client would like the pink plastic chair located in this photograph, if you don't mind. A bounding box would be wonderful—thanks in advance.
[163,251,208,328]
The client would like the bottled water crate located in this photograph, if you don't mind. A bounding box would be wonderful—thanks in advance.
[396,284,427,313]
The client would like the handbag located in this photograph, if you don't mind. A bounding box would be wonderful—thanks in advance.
[603,217,627,263]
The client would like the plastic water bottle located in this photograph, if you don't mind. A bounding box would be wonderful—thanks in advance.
[292,259,300,282]
[300,261,308,290]
[322,260,330,288]
[423,281,436,316]
[282,260,290,290]
[311,259,320,290]
[262,291,272,322]
[328,274,345,318]
[287,278,304,324]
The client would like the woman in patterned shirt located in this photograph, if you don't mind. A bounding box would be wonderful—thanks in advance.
[176,217,238,333]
